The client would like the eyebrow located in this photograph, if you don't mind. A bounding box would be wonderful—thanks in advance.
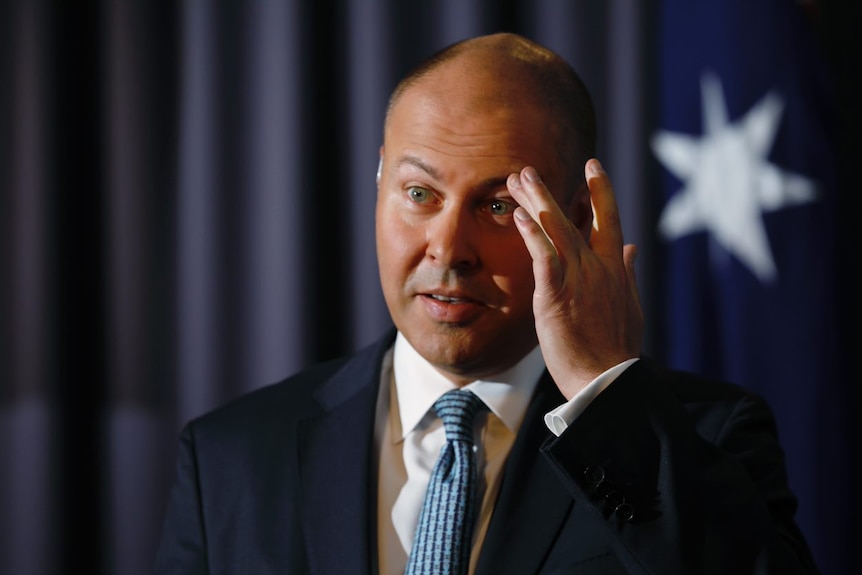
[394,154,440,180]
[393,154,512,193]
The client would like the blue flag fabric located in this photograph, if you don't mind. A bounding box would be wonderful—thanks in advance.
[652,2,846,572]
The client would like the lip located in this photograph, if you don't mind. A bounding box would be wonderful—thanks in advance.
[418,293,484,323]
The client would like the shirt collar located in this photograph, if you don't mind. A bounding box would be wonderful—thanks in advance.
[392,331,546,440]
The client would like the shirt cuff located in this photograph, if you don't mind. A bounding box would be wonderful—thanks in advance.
[544,358,640,437]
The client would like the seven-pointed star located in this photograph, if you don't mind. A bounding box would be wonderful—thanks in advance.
[651,72,818,283]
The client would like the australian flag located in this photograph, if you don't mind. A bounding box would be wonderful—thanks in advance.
[650,1,850,572]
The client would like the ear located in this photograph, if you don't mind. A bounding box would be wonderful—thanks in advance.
[377,147,384,184]
[566,180,593,241]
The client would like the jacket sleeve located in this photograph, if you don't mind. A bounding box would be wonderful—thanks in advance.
[540,359,820,575]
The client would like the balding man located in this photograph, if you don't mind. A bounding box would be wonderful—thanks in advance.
[155,33,818,575]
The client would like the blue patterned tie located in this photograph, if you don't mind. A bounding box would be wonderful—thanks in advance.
[405,389,487,575]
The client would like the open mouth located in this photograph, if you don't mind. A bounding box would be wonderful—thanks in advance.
[428,294,470,304]
[419,293,484,323]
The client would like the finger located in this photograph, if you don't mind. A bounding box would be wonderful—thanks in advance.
[508,167,586,255]
[513,205,564,293]
[509,167,562,219]
[585,159,624,258]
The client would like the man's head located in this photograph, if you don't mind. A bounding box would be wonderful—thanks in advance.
[376,33,597,384]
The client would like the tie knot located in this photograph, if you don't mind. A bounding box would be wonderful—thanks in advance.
[433,389,486,444]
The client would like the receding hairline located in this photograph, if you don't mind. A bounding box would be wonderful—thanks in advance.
[383,33,597,197]
[387,34,560,116]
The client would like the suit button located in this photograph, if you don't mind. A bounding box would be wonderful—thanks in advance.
[584,465,605,486]
[615,502,635,522]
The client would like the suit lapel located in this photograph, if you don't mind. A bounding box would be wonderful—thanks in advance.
[476,372,574,575]
[297,333,394,575]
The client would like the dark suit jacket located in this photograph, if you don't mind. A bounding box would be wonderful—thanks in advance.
[154,329,819,574]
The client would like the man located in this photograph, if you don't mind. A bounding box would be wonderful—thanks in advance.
[154,33,818,574]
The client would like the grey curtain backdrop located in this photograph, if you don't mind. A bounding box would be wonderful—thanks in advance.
[1,1,857,575]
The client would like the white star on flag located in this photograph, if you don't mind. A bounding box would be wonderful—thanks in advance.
[651,72,818,283]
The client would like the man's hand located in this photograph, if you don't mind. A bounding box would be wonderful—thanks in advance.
[508,159,643,400]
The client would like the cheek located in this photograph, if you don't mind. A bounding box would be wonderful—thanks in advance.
[486,238,535,297]
[376,208,423,281]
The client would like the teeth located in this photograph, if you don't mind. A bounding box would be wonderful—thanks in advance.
[431,295,464,303]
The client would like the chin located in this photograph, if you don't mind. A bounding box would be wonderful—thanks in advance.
[420,331,515,378]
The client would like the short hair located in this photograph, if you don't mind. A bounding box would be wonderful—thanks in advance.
[385,33,597,195]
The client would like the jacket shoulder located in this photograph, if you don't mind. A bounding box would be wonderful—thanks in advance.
[186,329,397,439]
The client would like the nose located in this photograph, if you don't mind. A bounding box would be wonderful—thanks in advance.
[425,206,478,269]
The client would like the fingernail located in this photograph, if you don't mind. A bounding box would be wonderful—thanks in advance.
[587,159,604,176]
[514,207,531,221]
[507,172,521,189]
[523,166,541,183]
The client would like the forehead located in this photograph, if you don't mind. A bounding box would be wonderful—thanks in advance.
[384,76,562,184]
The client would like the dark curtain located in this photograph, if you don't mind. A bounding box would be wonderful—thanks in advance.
[1,1,857,574]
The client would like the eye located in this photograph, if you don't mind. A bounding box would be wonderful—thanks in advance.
[487,198,516,216]
[407,186,431,203]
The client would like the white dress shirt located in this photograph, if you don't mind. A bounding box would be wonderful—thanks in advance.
[375,331,638,575]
